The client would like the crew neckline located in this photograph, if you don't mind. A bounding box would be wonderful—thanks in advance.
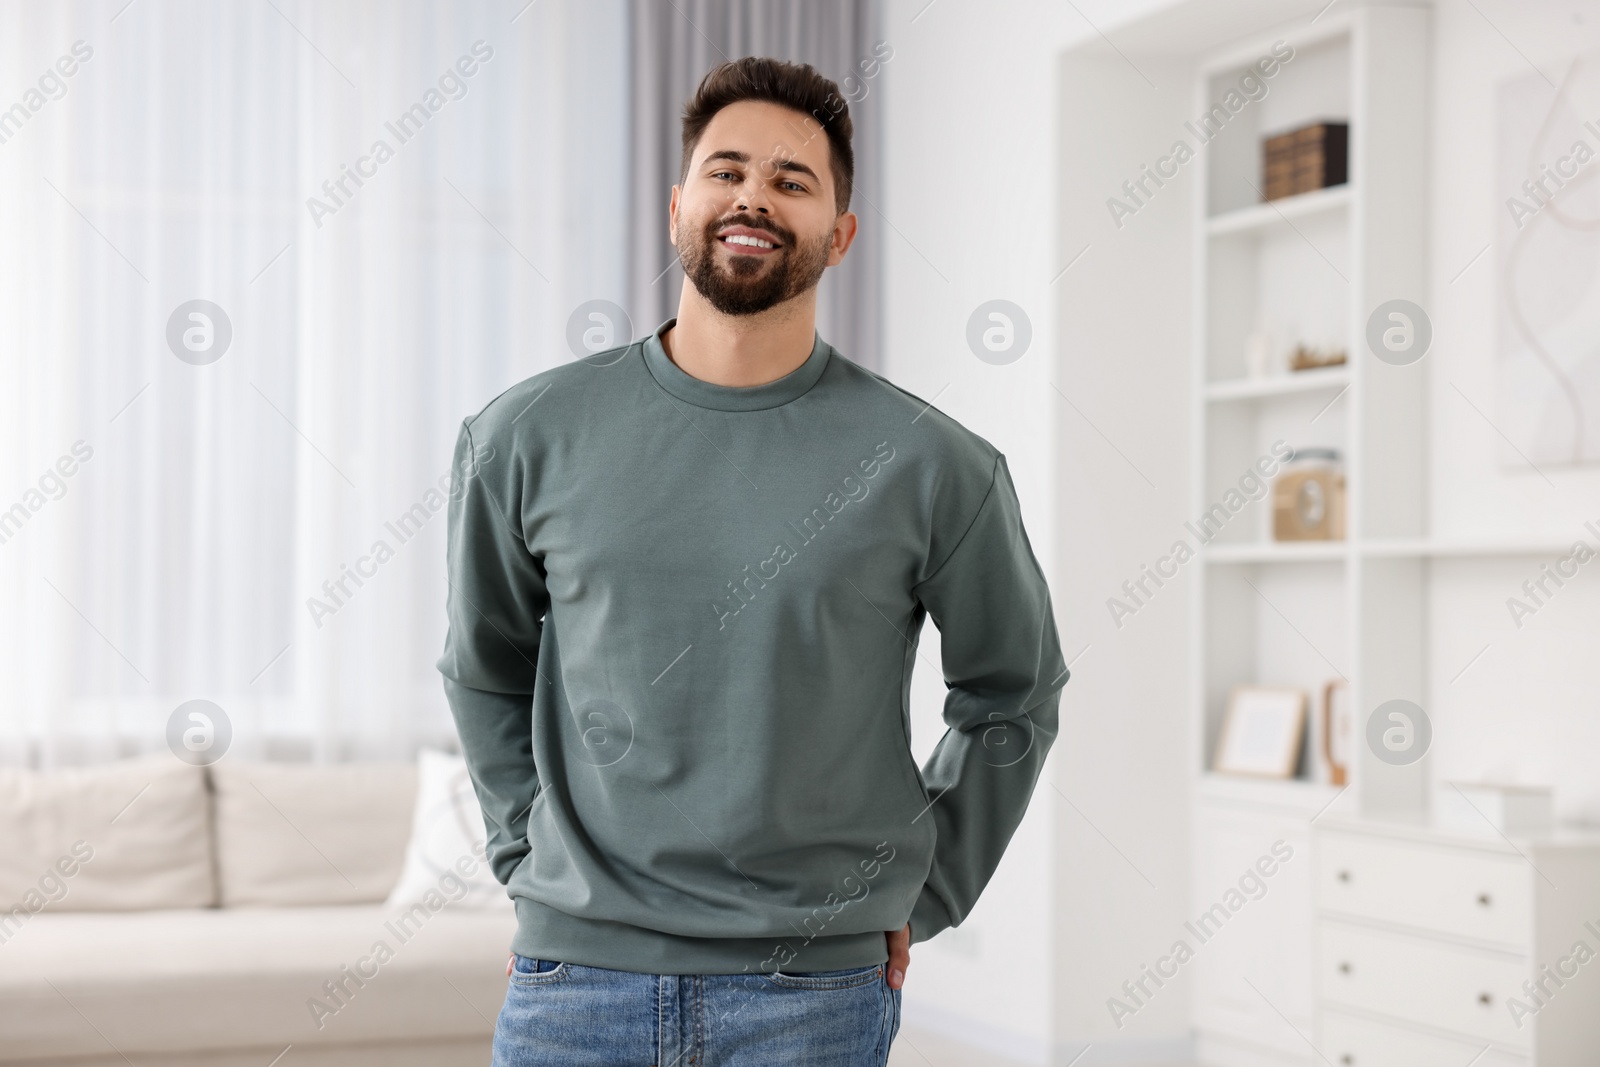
[642,317,831,411]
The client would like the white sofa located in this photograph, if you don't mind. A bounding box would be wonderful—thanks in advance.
[0,752,517,1067]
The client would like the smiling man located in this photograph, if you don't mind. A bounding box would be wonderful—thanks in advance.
[439,56,1069,1067]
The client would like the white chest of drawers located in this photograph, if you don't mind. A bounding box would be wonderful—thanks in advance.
[1312,812,1600,1066]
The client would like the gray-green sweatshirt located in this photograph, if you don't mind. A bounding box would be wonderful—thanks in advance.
[437,317,1069,976]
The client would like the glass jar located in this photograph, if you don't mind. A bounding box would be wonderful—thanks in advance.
[1272,447,1345,540]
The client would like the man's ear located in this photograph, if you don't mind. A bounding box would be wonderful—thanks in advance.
[667,185,680,246]
[828,210,859,265]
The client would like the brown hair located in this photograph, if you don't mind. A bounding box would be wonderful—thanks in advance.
[680,56,855,215]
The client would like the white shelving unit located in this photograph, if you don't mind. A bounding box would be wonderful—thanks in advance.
[1187,5,1431,817]
[1183,7,1431,1064]
[1062,2,1597,1063]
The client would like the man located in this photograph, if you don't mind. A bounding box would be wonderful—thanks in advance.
[439,55,1068,1066]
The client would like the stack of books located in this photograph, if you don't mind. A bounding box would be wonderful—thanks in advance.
[1262,121,1349,200]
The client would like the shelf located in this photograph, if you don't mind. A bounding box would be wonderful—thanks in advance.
[1362,536,1582,558]
[1203,541,1348,563]
[1197,771,1345,814]
[1206,366,1350,402]
[1315,806,1600,848]
[1206,184,1354,237]
[1203,538,1581,561]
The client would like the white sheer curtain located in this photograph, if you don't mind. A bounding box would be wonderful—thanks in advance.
[0,0,629,767]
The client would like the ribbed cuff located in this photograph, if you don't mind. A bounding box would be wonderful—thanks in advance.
[908,885,953,945]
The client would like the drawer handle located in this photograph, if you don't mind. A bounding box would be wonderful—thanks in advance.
[1477,893,1492,907]
[1338,961,1352,975]
[1479,992,1492,1006]
[1337,869,1351,883]
[1340,1056,1353,1066]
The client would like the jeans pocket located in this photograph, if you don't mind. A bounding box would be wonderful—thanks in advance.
[759,963,883,991]
[509,953,570,987]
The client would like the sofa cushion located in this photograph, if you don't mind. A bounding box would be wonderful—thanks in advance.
[0,902,517,1061]
[385,748,505,909]
[0,753,213,923]
[210,760,416,906]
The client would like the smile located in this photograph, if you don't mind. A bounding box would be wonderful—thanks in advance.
[718,234,779,254]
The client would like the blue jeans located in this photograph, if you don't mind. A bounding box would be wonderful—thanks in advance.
[493,953,902,1066]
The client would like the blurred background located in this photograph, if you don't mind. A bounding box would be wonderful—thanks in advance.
[4,0,1600,1065]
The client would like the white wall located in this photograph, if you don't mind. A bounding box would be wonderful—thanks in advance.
[1427,0,1600,824]
[880,1,1184,1062]
[1050,43,1199,1062]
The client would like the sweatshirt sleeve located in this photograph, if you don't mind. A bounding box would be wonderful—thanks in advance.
[435,417,551,886]
[906,453,1070,945]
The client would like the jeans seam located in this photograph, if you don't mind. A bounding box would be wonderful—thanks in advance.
[655,975,665,1066]
[760,963,882,991]
[694,974,705,1066]
[875,972,890,1065]
[891,981,902,1058]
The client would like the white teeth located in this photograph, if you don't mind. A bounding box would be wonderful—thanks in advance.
[722,234,775,248]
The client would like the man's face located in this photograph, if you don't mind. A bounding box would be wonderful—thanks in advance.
[671,100,853,317]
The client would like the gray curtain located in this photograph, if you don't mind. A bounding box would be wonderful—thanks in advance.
[626,0,885,373]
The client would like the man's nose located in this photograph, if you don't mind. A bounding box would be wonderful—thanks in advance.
[734,175,774,213]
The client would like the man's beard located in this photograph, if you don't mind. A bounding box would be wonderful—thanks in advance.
[677,215,832,316]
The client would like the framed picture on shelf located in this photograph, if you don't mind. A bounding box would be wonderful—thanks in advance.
[1213,686,1308,779]
[1321,679,1351,785]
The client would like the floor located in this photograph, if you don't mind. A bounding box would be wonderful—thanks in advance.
[887,1023,1030,1067]
[887,1023,1198,1067]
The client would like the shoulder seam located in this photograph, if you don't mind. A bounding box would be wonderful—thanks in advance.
[911,452,1005,592]
[464,381,523,430]
[829,355,995,448]
[466,341,640,431]
[458,419,529,548]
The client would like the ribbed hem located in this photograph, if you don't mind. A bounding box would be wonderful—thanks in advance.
[511,896,891,976]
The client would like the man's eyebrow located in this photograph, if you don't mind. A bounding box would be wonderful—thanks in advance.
[700,149,820,185]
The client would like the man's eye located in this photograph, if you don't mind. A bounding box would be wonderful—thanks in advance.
[709,171,804,193]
